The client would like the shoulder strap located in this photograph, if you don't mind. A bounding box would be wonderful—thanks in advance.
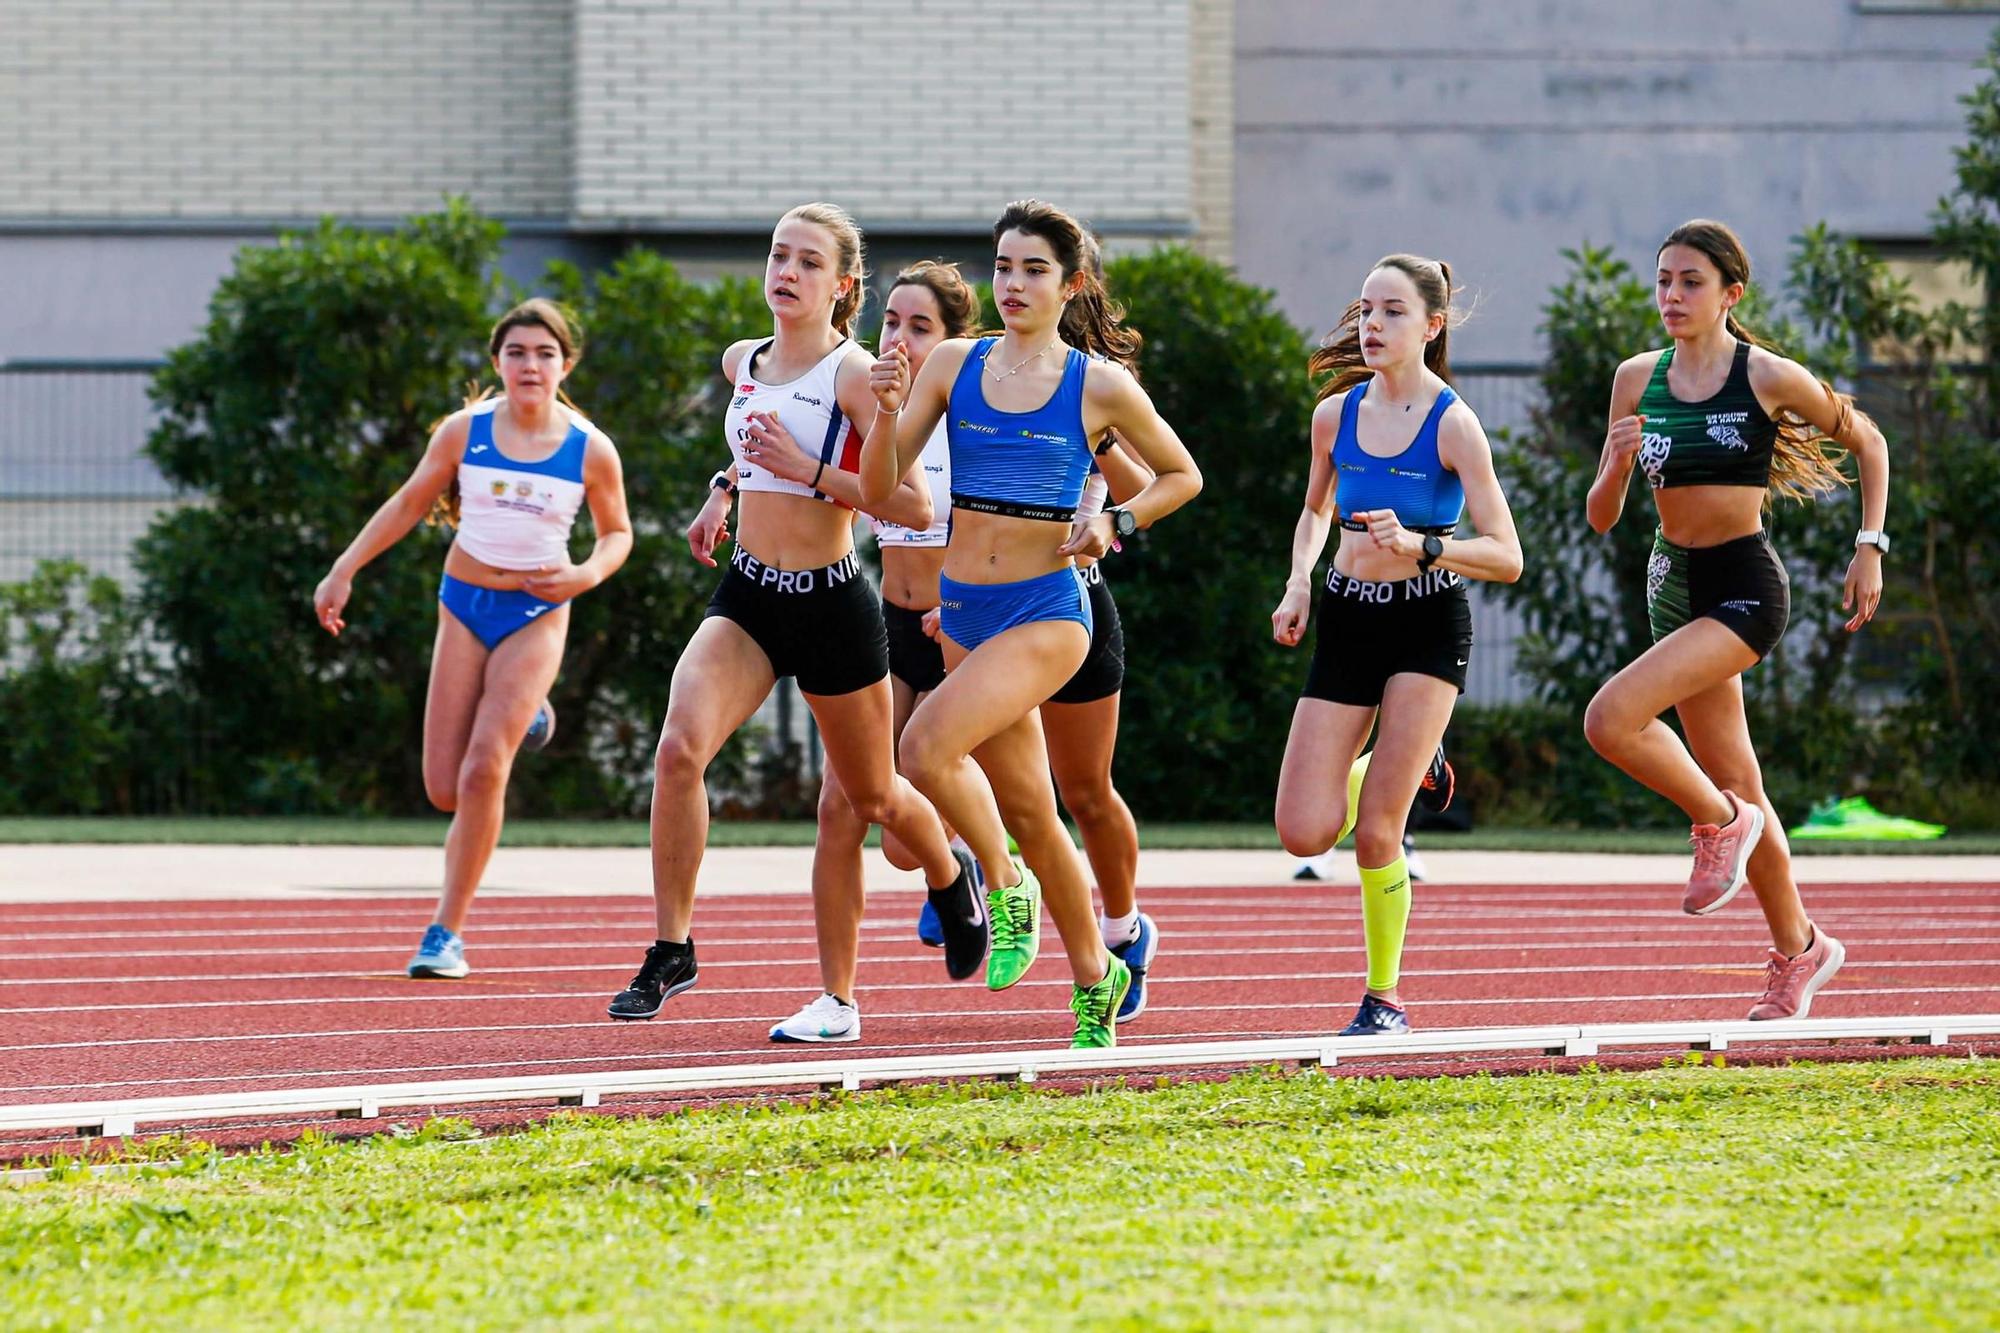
[740,339,774,383]
[1333,379,1368,459]
[466,406,494,451]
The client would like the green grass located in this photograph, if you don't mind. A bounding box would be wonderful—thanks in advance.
[5,1059,1997,1328]
[2,815,1996,854]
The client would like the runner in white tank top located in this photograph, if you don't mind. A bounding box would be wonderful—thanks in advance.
[607,206,978,1036]
[311,300,633,983]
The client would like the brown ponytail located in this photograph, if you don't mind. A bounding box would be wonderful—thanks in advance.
[1661,220,1857,502]
[1308,254,1456,401]
[992,199,1143,369]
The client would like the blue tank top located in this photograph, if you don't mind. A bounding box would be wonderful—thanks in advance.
[1332,378,1465,535]
[946,337,1094,523]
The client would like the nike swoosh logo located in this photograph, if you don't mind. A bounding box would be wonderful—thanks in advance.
[967,893,985,928]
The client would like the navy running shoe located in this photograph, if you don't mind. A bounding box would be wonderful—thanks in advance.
[1339,993,1410,1036]
[917,897,944,948]
[1109,912,1159,1023]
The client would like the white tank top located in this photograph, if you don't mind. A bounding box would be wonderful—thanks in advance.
[725,338,859,503]
[454,399,591,570]
[870,419,951,547]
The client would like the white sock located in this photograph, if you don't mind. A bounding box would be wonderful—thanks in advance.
[1100,908,1140,947]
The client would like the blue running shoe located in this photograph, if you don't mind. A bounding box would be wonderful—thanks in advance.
[1109,912,1159,1024]
[407,923,468,979]
[917,897,944,948]
[1339,993,1409,1036]
[522,700,556,753]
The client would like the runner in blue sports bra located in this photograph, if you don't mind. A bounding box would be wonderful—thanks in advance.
[1270,255,1523,1038]
[313,299,633,981]
[858,198,1202,1049]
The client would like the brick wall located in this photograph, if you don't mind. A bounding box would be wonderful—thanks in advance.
[1187,0,1235,261]
[573,0,1193,232]
[0,0,572,218]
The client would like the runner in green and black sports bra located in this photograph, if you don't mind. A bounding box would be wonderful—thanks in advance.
[1633,340,1778,492]
[1582,218,1891,1026]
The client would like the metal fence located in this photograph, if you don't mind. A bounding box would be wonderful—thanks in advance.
[0,359,1546,708]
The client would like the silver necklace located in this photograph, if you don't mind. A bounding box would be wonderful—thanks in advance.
[985,338,1060,382]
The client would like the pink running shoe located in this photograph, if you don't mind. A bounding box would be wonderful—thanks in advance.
[1683,790,1765,915]
[1747,929,1846,1020]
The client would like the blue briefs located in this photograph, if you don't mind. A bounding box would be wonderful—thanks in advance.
[438,573,563,651]
[937,565,1092,655]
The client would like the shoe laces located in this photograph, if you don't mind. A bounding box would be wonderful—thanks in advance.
[1755,947,1802,998]
[990,885,1032,951]
[420,924,453,953]
[1689,822,1731,877]
[627,944,677,991]
[806,993,845,1017]
[1070,975,1113,1033]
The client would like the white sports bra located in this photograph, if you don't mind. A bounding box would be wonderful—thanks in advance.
[870,419,951,547]
[454,398,591,570]
[724,338,859,503]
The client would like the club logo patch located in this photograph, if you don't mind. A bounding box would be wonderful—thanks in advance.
[1639,432,1673,489]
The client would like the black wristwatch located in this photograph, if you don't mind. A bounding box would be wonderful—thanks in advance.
[1106,506,1139,539]
[1417,534,1444,572]
[709,469,737,496]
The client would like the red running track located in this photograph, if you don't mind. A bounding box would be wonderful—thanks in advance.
[3,880,1998,1153]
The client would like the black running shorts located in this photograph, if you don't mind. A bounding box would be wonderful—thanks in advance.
[705,547,888,697]
[883,599,946,694]
[1301,567,1474,707]
[1048,564,1126,706]
[1646,528,1790,661]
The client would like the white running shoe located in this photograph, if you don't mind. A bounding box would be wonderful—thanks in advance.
[1402,833,1429,883]
[769,993,860,1044]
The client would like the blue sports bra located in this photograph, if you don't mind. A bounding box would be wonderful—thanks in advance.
[946,338,1095,523]
[1332,378,1465,536]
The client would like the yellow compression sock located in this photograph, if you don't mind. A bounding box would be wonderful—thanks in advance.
[1337,750,1372,846]
[1357,855,1413,993]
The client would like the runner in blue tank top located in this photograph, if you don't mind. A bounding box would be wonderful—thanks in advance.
[858,199,1203,1049]
[1270,256,1524,1037]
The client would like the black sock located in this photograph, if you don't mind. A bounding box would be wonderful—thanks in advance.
[928,867,975,923]
[653,937,693,960]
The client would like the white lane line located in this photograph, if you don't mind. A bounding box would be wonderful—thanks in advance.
[6,962,1995,1019]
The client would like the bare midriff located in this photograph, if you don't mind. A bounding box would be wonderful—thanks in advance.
[880,545,947,610]
[733,490,856,570]
[1653,484,1766,548]
[941,507,1073,587]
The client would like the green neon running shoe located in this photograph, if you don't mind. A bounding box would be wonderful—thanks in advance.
[1070,955,1132,1049]
[1790,796,1946,842]
[985,861,1042,992]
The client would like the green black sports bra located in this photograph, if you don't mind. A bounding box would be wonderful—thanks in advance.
[1633,341,1777,490]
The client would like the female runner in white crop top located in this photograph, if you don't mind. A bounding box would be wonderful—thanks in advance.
[312,299,632,980]
[606,205,979,1028]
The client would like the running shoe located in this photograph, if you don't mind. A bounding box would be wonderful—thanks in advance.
[1070,955,1133,1049]
[985,861,1042,991]
[522,700,556,752]
[916,897,945,948]
[1339,993,1410,1037]
[1415,743,1455,814]
[1747,929,1846,1020]
[1109,912,1159,1023]
[1402,833,1429,884]
[607,940,698,1020]
[931,847,988,981]
[769,993,861,1043]
[1684,791,1764,915]
[1292,851,1341,881]
[406,923,468,979]
[1790,796,1945,842]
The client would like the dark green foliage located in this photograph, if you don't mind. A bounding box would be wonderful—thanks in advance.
[0,561,181,814]
[1097,247,1318,820]
[137,203,505,813]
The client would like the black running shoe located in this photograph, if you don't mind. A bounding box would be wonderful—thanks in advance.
[1339,993,1410,1036]
[607,940,698,1020]
[929,847,989,982]
[1415,743,1455,814]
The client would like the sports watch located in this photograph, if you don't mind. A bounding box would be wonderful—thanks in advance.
[709,469,737,496]
[1855,530,1890,554]
[1106,506,1139,539]
[1417,534,1445,572]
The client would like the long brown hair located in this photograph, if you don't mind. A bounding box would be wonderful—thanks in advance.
[1308,254,1456,402]
[890,259,980,339]
[429,299,586,529]
[781,202,868,338]
[1658,219,1856,502]
[992,199,1143,368]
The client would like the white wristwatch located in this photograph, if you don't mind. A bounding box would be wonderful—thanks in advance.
[1855,530,1890,554]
